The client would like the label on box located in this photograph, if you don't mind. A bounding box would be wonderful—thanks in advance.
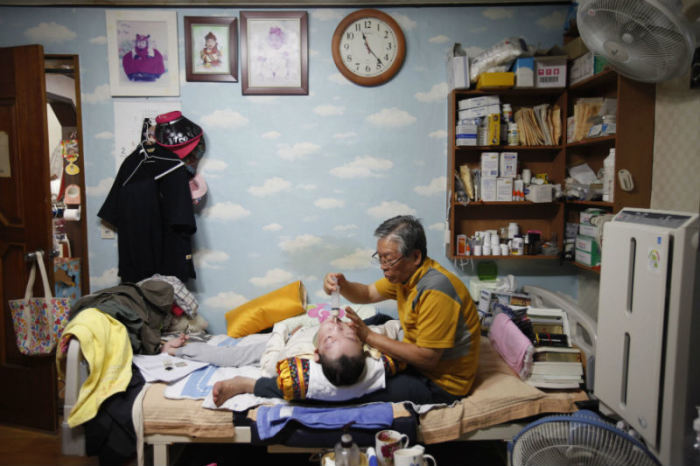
[480,152,499,178]
[575,249,600,267]
[496,177,513,201]
[535,56,567,88]
[575,235,596,253]
[458,104,501,120]
[499,152,518,178]
[458,95,500,110]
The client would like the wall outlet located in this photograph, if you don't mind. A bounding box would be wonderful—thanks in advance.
[100,225,115,239]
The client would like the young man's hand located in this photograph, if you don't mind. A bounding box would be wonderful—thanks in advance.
[345,307,370,342]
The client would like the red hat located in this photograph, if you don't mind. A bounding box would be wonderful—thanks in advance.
[155,111,204,160]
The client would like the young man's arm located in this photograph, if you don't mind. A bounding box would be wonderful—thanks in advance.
[323,273,385,304]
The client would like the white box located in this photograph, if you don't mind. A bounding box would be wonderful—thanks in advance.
[481,178,497,201]
[525,184,553,203]
[458,95,500,110]
[456,120,478,146]
[535,56,567,88]
[499,152,518,178]
[447,54,470,91]
[496,177,513,201]
[458,104,500,120]
[514,57,535,88]
[578,223,597,237]
[480,152,499,178]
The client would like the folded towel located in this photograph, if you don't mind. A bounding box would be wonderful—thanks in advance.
[488,312,534,379]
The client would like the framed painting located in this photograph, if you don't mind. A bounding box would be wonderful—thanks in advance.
[240,11,308,95]
[184,16,238,82]
[106,10,180,96]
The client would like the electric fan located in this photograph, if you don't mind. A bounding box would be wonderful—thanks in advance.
[508,410,661,466]
[577,0,698,82]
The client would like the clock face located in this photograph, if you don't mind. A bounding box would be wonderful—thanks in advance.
[332,9,406,86]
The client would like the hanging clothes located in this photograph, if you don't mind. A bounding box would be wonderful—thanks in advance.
[98,144,196,284]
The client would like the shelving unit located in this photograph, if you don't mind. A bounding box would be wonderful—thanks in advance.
[446,69,654,264]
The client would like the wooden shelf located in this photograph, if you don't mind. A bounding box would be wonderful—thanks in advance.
[455,201,558,207]
[568,69,617,92]
[566,200,614,208]
[566,135,615,148]
[454,254,560,261]
[455,87,565,97]
[569,261,601,274]
[456,144,562,151]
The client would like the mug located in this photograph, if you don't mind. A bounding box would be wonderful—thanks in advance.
[394,446,437,466]
[375,429,409,466]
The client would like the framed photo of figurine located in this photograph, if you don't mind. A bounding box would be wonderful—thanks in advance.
[240,11,308,95]
[184,16,238,83]
[106,10,180,96]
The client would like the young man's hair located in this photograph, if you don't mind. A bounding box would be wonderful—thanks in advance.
[317,352,366,386]
[374,215,427,264]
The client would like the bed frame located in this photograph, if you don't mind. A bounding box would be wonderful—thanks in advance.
[61,286,596,466]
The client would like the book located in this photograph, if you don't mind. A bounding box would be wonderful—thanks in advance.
[533,351,582,363]
[531,362,583,377]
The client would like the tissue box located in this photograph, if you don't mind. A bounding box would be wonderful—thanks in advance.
[535,56,567,88]
[513,57,534,88]
[575,234,601,266]
[448,54,470,91]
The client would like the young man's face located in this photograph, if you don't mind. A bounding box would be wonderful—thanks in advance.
[375,237,421,284]
[314,316,362,362]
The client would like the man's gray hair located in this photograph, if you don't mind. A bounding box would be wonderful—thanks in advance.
[374,215,427,264]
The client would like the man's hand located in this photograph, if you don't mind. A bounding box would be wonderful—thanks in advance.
[345,307,370,342]
[323,273,345,295]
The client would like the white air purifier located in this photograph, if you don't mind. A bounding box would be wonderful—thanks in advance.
[595,208,700,466]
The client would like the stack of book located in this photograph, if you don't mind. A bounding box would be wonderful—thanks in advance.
[525,307,585,389]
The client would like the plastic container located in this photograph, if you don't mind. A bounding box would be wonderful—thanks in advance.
[334,433,361,466]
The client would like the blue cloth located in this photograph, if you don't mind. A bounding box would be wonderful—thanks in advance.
[256,403,394,440]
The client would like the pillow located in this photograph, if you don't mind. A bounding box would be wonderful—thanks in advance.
[225,280,307,338]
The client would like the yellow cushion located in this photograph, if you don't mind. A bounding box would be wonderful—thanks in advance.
[225,281,307,338]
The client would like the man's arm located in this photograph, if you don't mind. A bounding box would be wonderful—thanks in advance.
[323,273,385,304]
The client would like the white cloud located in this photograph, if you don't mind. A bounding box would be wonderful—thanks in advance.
[279,234,322,252]
[312,9,343,21]
[194,248,230,269]
[91,268,119,288]
[201,109,249,129]
[297,183,317,191]
[203,202,251,221]
[250,268,295,287]
[89,35,107,45]
[277,142,321,161]
[329,73,351,85]
[537,11,566,30]
[367,201,416,219]
[483,8,514,20]
[366,108,416,128]
[315,198,345,209]
[334,224,358,231]
[313,104,345,116]
[25,22,76,42]
[200,158,228,177]
[82,83,110,104]
[331,248,374,270]
[262,131,281,140]
[86,177,114,196]
[263,223,283,231]
[331,156,393,179]
[415,176,446,196]
[415,83,448,103]
[465,45,484,57]
[333,132,357,140]
[429,130,447,139]
[309,48,319,57]
[248,177,292,197]
[203,291,247,309]
[246,96,279,104]
[94,131,113,139]
[428,222,445,231]
[390,12,416,30]
[429,35,449,44]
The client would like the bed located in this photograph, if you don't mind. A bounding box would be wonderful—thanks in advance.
[60,286,594,466]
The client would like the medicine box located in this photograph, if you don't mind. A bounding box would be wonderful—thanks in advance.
[570,52,609,85]
[578,223,597,237]
[458,95,500,110]
[476,72,515,90]
[486,113,500,146]
[580,208,606,225]
[478,289,531,315]
[480,152,499,178]
[575,234,601,266]
[535,56,567,88]
[499,152,518,178]
[447,53,470,91]
[496,177,513,201]
[481,177,497,202]
[513,57,534,88]
[458,104,500,120]
[525,184,553,203]
[456,120,478,146]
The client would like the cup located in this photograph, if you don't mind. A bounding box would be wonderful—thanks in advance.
[394,445,437,466]
[375,429,409,466]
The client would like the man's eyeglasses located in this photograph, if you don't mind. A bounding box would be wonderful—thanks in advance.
[371,252,404,268]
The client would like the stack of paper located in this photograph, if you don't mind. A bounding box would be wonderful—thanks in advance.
[571,97,604,142]
[514,104,561,146]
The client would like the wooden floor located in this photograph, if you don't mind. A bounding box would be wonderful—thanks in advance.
[0,423,98,466]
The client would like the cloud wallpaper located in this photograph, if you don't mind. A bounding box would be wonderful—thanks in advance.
[0,5,579,334]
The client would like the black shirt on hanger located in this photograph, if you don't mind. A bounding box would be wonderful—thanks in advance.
[98,145,196,283]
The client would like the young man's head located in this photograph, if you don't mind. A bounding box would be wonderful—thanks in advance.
[373,215,427,284]
[313,316,365,386]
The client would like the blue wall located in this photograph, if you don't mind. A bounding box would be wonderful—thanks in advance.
[0,5,578,334]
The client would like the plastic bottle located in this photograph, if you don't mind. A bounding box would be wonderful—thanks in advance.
[331,276,340,314]
[334,433,361,466]
[501,103,512,144]
[603,148,615,202]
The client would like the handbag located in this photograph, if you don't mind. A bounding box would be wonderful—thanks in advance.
[8,251,71,355]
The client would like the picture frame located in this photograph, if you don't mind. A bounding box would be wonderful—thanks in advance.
[240,11,308,95]
[184,16,238,83]
[106,10,180,96]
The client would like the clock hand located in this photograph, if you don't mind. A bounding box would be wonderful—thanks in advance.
[361,32,384,66]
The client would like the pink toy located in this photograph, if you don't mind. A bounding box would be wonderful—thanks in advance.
[307,303,345,323]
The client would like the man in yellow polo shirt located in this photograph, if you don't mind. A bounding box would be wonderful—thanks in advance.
[324,215,480,403]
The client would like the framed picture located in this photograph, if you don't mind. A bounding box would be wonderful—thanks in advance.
[184,16,238,82]
[240,11,308,95]
[106,10,179,96]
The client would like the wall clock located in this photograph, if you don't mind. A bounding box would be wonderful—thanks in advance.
[331,9,406,87]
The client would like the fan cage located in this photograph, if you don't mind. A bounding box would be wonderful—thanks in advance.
[508,411,661,466]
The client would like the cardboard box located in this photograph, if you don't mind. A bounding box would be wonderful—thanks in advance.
[480,152,499,178]
[447,43,470,91]
[578,223,598,237]
[486,113,500,146]
[499,152,518,178]
[476,72,515,90]
[580,208,607,225]
[456,120,478,146]
[513,57,534,88]
[496,177,513,201]
[563,37,589,60]
[575,234,601,266]
[458,104,500,120]
[481,177,497,201]
[525,184,553,203]
[535,56,567,88]
[458,95,500,110]
[570,52,609,85]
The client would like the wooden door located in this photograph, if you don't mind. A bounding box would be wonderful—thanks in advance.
[0,45,58,431]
